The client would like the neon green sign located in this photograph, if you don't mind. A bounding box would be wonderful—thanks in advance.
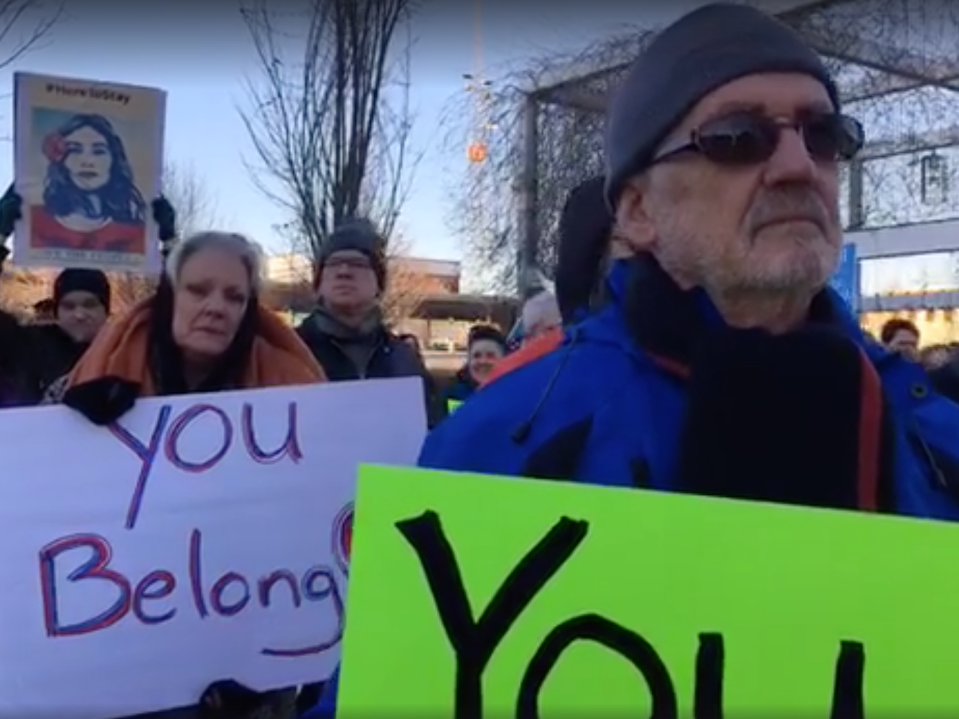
[340,465,959,717]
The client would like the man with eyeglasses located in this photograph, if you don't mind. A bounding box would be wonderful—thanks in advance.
[296,219,439,426]
[419,3,959,520]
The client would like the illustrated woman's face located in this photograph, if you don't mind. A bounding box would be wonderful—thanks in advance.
[172,247,252,366]
[62,126,112,191]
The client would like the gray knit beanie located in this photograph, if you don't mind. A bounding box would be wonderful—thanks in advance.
[316,218,388,290]
[604,3,840,207]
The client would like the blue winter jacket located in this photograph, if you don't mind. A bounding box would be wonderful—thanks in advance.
[419,256,959,520]
[300,669,338,719]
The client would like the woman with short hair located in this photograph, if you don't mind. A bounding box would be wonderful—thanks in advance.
[44,230,326,410]
[43,231,326,719]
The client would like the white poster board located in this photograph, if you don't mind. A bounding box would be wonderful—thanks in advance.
[0,378,426,719]
[13,72,166,273]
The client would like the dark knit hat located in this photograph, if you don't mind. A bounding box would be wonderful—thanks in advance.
[555,176,612,324]
[468,324,506,352]
[53,268,111,313]
[604,3,840,207]
[317,219,388,290]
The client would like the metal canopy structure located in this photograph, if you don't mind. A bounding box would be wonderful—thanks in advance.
[514,0,959,291]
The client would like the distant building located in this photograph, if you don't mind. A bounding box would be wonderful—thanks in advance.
[392,256,460,294]
[265,253,314,285]
[264,253,462,293]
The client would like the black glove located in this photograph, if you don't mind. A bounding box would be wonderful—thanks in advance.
[0,184,22,273]
[199,680,264,719]
[0,184,22,239]
[62,376,140,426]
[151,196,176,242]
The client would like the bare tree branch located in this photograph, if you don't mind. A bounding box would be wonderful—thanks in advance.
[0,0,63,72]
[379,234,429,325]
[238,0,421,264]
[161,159,222,238]
[0,0,63,142]
[441,32,643,293]
[107,161,222,311]
[3,157,219,316]
[108,271,156,312]
[445,0,959,292]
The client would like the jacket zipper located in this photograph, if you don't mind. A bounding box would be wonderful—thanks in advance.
[330,337,385,381]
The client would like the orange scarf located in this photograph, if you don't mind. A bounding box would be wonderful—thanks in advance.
[481,327,564,388]
[66,299,327,394]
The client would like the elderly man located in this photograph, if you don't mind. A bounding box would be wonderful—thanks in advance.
[419,3,959,519]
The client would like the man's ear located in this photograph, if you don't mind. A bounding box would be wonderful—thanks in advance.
[615,178,657,254]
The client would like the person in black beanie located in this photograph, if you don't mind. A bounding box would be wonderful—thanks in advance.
[420,3,959,536]
[26,267,112,396]
[52,268,111,341]
[0,182,178,401]
[293,217,441,712]
[0,266,111,405]
[295,220,439,429]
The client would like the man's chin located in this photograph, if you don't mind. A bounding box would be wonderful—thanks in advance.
[67,330,96,344]
[746,247,833,289]
[726,268,825,296]
[329,290,358,303]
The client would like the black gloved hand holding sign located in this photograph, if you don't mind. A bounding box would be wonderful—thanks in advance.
[151,195,177,258]
[0,185,176,272]
[0,184,23,273]
[199,680,272,719]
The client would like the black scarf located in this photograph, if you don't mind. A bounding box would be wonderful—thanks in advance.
[623,254,895,512]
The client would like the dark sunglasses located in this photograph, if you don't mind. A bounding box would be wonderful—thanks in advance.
[652,111,864,167]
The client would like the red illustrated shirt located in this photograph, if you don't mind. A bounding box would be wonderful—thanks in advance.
[31,205,145,254]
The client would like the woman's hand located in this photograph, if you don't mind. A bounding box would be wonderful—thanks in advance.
[0,184,22,239]
[62,376,140,425]
[0,184,22,270]
[199,680,265,719]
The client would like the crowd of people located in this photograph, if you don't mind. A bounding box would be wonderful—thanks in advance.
[877,316,959,405]
[3,2,959,717]
[0,188,445,719]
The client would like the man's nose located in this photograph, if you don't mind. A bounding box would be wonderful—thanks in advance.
[762,128,818,185]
